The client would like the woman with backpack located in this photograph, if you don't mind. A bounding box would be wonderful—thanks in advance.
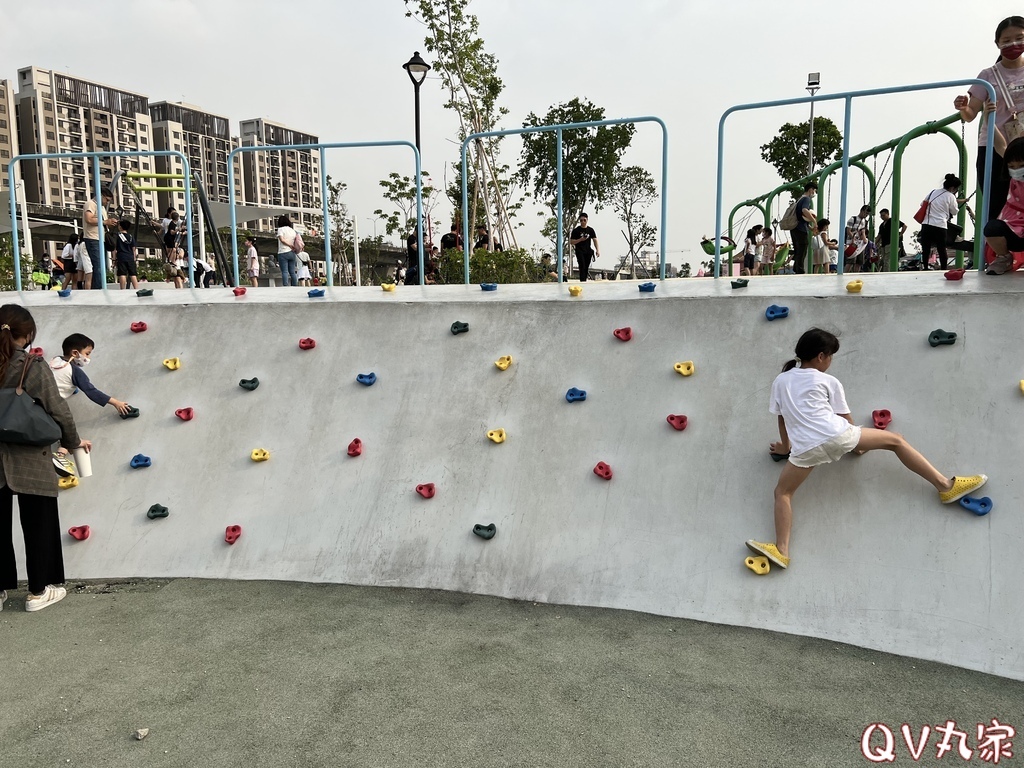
[917,174,963,271]
[276,215,299,287]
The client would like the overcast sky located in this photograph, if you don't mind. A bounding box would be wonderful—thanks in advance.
[0,0,1009,271]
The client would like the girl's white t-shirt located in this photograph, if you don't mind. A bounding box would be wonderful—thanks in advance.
[769,367,852,456]
[277,226,296,254]
[922,190,958,227]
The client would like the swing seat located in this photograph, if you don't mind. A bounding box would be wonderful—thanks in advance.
[700,236,736,255]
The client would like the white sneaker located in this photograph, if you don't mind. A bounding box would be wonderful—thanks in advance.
[0,590,6,612]
[25,584,67,612]
[986,254,1014,275]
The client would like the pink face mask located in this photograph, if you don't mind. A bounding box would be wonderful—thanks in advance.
[1001,43,1024,60]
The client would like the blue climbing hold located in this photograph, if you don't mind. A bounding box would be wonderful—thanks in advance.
[565,387,587,403]
[959,496,993,516]
[638,282,656,293]
[130,454,152,469]
[308,288,325,298]
[765,305,790,321]
[57,289,72,298]
[356,372,377,387]
[480,283,498,291]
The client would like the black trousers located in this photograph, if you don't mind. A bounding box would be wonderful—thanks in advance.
[978,151,1009,223]
[0,486,64,595]
[791,229,809,274]
[576,252,593,281]
[919,224,949,270]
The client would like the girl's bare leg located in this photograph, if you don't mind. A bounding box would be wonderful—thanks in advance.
[774,462,814,557]
[855,428,952,492]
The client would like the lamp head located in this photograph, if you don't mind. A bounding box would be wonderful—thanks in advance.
[403,52,431,86]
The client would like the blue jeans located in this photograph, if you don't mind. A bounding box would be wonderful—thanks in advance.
[84,239,103,289]
[278,252,297,286]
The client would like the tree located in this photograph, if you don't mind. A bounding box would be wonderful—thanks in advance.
[608,165,658,272]
[517,98,635,259]
[372,171,439,242]
[760,117,843,183]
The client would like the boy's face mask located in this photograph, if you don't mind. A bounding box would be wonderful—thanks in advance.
[72,353,90,366]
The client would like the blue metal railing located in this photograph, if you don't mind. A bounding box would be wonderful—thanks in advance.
[227,141,423,286]
[715,80,997,277]
[461,116,668,283]
[8,150,194,291]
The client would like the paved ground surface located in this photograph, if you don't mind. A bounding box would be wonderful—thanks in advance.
[1,578,1020,768]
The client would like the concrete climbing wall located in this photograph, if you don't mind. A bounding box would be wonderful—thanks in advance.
[11,275,1024,680]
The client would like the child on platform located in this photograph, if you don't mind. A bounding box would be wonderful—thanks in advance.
[746,328,988,569]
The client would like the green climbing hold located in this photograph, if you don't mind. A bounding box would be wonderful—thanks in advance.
[120,406,141,420]
[147,504,169,520]
[136,288,154,297]
[239,377,260,391]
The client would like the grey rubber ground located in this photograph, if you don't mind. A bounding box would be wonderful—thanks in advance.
[1,579,1020,768]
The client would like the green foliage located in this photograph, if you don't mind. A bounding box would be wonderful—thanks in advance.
[434,246,546,285]
[760,117,843,183]
[373,171,438,239]
[138,257,167,283]
[0,234,15,292]
[609,165,658,261]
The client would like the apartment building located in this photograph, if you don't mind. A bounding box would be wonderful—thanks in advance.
[0,79,17,190]
[149,101,242,217]
[15,67,157,222]
[239,118,321,234]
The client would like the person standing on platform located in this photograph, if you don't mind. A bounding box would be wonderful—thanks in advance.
[569,213,600,281]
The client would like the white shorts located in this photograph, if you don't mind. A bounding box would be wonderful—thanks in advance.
[790,425,861,468]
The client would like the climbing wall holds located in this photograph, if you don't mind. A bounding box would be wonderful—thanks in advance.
[745,556,770,575]
[568,285,583,297]
[136,288,154,297]
[129,454,152,469]
[1020,380,1024,395]
[487,428,506,444]
[928,329,957,347]
[480,283,498,291]
[58,476,79,490]
[381,283,396,292]
[58,289,72,298]
[770,451,790,462]
[613,327,633,342]
[239,378,260,391]
[494,355,513,371]
[473,523,497,540]
[225,525,242,544]
[638,282,656,293]
[945,268,965,281]
[451,321,470,335]
[232,286,247,296]
[250,449,270,462]
[163,357,181,371]
[347,438,363,457]
[846,280,863,293]
[959,496,993,516]
[174,407,194,422]
[731,279,749,289]
[356,372,377,387]
[765,305,789,321]
[147,504,169,520]
[28,347,44,358]
[593,462,613,480]
[130,322,148,333]
[416,483,436,499]
[666,414,688,431]
[298,338,316,350]
[565,387,587,403]
[68,525,90,541]
[674,361,695,377]
[120,406,141,420]
[872,409,892,430]
[308,288,325,298]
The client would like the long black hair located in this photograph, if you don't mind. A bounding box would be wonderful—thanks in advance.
[0,304,36,383]
[781,328,840,372]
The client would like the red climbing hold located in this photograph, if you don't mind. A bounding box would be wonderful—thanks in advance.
[298,338,316,350]
[233,287,247,296]
[28,347,44,358]
[872,409,892,430]
[944,268,965,281]
[347,438,363,457]
[416,483,436,499]
[593,462,613,480]
[666,414,689,431]
[68,525,90,541]
[175,407,194,421]
[130,322,148,333]
[225,525,242,544]
[613,327,633,342]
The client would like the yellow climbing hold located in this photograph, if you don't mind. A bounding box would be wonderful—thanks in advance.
[163,357,181,371]
[250,449,270,462]
[568,285,583,297]
[382,283,396,292]
[745,556,770,575]
[846,280,863,293]
[674,361,695,377]
[1020,380,1024,394]
[487,429,507,444]
[58,476,79,490]
[494,355,513,371]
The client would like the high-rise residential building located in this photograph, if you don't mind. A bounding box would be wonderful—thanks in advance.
[239,118,321,234]
[14,67,157,221]
[0,79,18,191]
[149,101,242,218]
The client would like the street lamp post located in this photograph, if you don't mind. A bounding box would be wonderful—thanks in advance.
[402,52,431,154]
[806,72,821,175]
